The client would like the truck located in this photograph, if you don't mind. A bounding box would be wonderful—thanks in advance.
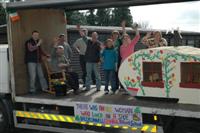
[0,0,200,133]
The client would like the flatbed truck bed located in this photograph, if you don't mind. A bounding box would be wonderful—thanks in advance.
[0,1,199,133]
[14,86,200,119]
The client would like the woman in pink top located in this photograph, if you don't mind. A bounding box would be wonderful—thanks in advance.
[120,22,140,62]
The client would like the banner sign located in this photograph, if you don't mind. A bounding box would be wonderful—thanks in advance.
[74,102,143,127]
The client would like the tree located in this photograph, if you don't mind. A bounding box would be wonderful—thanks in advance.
[0,6,6,25]
[65,10,87,25]
[110,7,133,27]
[64,7,134,27]
[96,8,111,26]
[86,9,96,25]
[138,21,151,29]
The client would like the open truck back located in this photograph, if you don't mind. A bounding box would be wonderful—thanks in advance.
[0,0,200,133]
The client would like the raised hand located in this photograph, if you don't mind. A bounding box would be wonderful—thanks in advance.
[132,23,138,30]
[37,39,43,46]
[121,20,126,29]
[146,32,152,38]
[79,30,85,37]
[121,20,126,34]
[53,37,59,47]
[76,24,81,30]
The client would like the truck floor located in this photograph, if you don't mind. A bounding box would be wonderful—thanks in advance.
[14,86,200,118]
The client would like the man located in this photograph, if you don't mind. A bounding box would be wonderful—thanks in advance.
[51,34,72,60]
[83,32,101,91]
[25,30,49,94]
[73,28,88,87]
[73,27,96,87]
[50,45,79,94]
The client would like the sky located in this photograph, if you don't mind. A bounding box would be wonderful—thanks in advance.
[130,1,200,32]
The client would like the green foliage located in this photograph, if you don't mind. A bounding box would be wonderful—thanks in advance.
[65,10,87,25]
[0,6,6,25]
[65,7,133,27]
[110,7,133,27]
[0,6,134,26]
[86,9,96,25]
[96,8,111,26]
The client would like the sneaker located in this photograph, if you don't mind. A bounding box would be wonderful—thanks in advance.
[29,91,36,95]
[84,88,90,91]
[111,91,116,95]
[74,90,79,95]
[42,88,48,92]
[104,90,109,95]
[96,89,101,92]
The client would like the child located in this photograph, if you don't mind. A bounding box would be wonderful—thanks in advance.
[101,39,117,94]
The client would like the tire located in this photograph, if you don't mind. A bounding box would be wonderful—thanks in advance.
[173,121,200,133]
[0,101,9,133]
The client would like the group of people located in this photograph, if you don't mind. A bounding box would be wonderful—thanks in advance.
[25,31,79,94]
[25,21,168,95]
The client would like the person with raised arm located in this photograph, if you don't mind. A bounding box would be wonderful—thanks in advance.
[111,21,126,91]
[51,34,72,61]
[142,31,168,48]
[120,21,140,62]
[81,30,102,92]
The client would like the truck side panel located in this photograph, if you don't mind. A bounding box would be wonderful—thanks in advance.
[0,45,10,94]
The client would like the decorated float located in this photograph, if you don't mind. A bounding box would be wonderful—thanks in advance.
[119,46,200,105]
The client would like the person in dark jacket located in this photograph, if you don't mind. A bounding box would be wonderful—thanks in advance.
[25,30,49,94]
[84,32,101,91]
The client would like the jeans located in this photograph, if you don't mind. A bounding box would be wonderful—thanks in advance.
[80,55,96,85]
[85,63,101,90]
[104,70,116,92]
[66,72,79,91]
[79,55,87,85]
[27,63,48,93]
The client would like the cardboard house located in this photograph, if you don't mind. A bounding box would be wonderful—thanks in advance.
[119,46,200,105]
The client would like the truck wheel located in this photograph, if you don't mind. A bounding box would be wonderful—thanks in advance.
[173,121,200,133]
[0,101,9,133]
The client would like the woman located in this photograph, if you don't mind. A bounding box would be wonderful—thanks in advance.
[142,31,168,48]
[120,22,140,62]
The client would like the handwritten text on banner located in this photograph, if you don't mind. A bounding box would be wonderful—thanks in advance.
[75,102,143,127]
